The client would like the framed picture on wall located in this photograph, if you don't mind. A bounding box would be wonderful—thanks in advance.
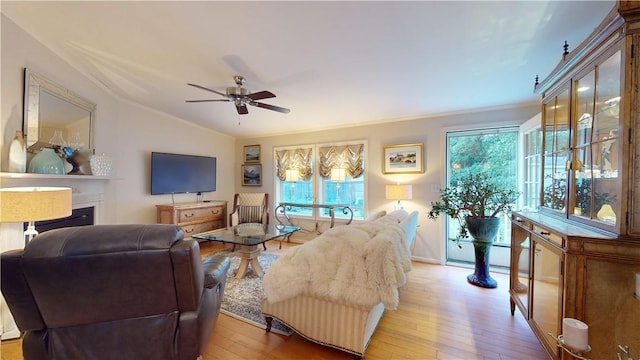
[383,143,424,174]
[241,164,262,186]
[243,144,261,163]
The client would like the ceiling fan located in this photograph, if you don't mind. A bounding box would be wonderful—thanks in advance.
[186,75,290,115]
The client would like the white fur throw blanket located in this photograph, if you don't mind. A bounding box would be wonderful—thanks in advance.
[263,221,412,309]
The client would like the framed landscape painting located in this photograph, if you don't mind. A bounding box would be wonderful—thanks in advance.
[383,143,424,174]
[243,144,261,163]
[242,164,262,186]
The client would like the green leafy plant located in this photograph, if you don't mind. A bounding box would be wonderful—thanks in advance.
[428,173,520,244]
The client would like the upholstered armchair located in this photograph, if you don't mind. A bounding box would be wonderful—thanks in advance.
[1,224,230,360]
[229,193,269,251]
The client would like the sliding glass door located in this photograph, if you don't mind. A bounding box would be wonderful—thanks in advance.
[445,128,519,267]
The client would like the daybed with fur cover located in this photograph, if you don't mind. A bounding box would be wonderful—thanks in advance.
[261,210,418,358]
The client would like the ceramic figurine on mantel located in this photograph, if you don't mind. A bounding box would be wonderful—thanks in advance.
[9,130,26,172]
[27,148,65,175]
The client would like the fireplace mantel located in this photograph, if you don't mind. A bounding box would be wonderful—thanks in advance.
[0,172,114,180]
[0,172,112,225]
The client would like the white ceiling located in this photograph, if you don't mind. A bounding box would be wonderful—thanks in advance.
[2,1,616,138]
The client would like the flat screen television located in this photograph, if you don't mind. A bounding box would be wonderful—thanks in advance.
[151,152,216,195]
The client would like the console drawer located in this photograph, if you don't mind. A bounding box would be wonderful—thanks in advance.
[178,205,224,222]
[181,221,225,237]
[532,225,564,246]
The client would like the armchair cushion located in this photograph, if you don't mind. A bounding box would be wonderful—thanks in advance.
[238,205,264,224]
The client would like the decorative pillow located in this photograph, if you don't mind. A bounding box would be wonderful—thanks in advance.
[364,210,387,221]
[376,214,402,225]
[238,205,264,223]
[400,211,419,248]
[387,209,409,222]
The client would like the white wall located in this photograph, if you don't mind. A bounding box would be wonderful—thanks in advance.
[1,15,236,227]
[0,11,542,263]
[237,105,539,263]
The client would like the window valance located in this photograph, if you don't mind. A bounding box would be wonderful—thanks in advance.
[275,148,313,181]
[319,144,364,179]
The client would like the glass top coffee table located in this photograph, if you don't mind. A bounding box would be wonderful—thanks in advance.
[193,223,300,279]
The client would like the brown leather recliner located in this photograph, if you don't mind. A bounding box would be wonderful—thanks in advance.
[1,224,230,360]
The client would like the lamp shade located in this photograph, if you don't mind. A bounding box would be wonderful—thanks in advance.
[0,187,72,223]
[285,169,300,182]
[385,184,412,200]
[331,168,346,182]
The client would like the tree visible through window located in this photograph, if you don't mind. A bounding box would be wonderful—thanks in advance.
[446,127,518,267]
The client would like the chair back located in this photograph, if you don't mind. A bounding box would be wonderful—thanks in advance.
[230,193,269,226]
[1,224,215,360]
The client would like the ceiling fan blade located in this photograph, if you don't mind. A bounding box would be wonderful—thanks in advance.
[250,101,290,113]
[185,99,231,103]
[246,90,276,101]
[236,104,249,115]
[187,83,228,98]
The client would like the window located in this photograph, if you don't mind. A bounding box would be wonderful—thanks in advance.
[523,127,542,210]
[274,141,366,221]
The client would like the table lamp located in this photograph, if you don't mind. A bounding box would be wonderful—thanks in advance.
[331,168,346,203]
[386,184,412,210]
[285,169,300,201]
[0,187,72,246]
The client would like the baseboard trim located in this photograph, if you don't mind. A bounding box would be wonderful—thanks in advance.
[410,256,442,265]
[1,328,20,340]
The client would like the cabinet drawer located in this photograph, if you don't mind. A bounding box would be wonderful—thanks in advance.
[532,225,563,246]
[178,206,224,222]
[512,216,532,230]
[181,220,225,237]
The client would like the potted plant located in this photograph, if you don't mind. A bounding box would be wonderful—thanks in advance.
[428,173,519,288]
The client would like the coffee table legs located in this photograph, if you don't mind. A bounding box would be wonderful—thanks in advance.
[235,245,264,279]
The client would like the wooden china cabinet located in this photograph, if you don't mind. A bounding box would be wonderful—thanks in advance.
[509,2,640,359]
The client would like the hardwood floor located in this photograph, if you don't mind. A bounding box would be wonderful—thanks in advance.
[1,239,549,360]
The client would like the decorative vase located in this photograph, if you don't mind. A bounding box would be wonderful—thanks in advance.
[9,130,26,173]
[27,148,65,175]
[49,130,66,147]
[89,153,113,176]
[465,216,501,288]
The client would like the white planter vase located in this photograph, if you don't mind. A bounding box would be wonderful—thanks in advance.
[90,153,113,176]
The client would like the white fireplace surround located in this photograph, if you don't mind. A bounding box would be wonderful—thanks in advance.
[72,192,104,224]
[0,172,109,225]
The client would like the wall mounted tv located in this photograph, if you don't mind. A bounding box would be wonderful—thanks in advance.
[151,152,216,195]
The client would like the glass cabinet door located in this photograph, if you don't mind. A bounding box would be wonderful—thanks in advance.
[571,50,621,226]
[531,236,563,358]
[542,88,570,211]
[510,224,531,317]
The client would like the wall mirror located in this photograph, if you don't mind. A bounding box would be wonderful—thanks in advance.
[23,68,95,152]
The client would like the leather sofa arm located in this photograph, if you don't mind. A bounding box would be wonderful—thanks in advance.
[1,249,46,331]
[202,255,230,289]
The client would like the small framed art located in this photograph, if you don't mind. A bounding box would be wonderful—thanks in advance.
[243,144,261,163]
[383,143,424,174]
[242,164,262,186]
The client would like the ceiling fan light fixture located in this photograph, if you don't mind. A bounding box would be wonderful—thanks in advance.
[186,75,290,115]
[226,86,250,97]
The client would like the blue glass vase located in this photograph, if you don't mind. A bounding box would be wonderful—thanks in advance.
[28,148,65,175]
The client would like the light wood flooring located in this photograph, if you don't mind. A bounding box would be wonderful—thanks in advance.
[1,239,549,360]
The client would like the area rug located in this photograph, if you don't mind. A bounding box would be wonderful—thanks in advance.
[215,250,293,336]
